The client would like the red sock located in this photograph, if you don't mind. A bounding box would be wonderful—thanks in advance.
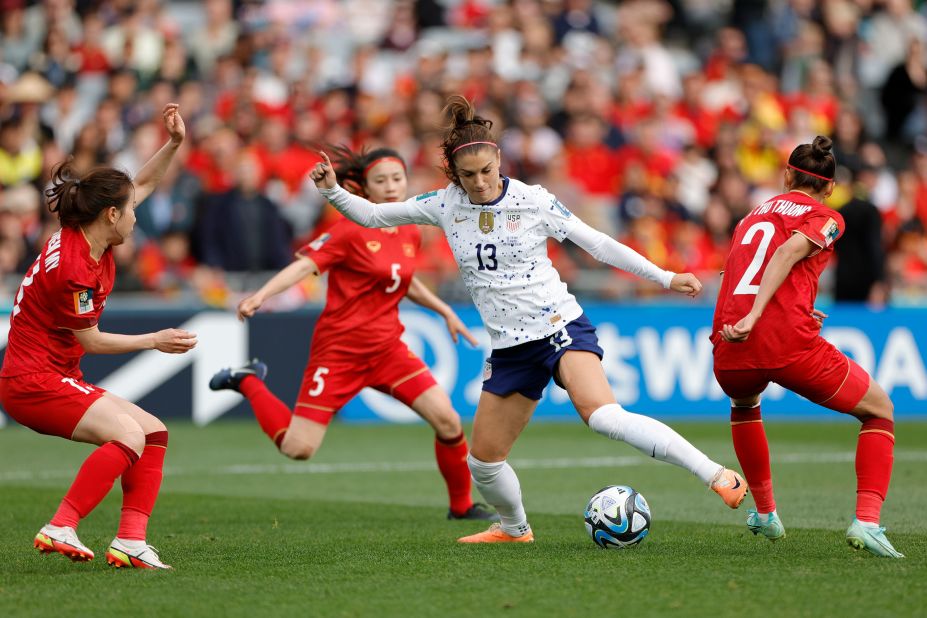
[435,432,473,516]
[730,405,775,513]
[50,441,139,529]
[240,375,291,448]
[117,431,168,541]
[855,417,894,524]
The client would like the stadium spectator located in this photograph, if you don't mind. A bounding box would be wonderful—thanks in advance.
[0,0,924,306]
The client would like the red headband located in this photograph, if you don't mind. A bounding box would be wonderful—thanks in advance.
[363,156,406,178]
[451,141,499,155]
[787,163,833,182]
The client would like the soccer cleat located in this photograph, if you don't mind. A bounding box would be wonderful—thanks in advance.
[448,503,501,522]
[846,519,904,558]
[457,523,534,544]
[33,524,94,562]
[710,468,749,509]
[209,358,268,392]
[106,538,172,569]
[746,508,786,541]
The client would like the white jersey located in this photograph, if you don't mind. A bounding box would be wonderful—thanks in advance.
[325,178,582,348]
[320,177,675,349]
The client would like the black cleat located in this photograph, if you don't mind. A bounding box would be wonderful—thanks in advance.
[209,359,268,392]
[448,503,501,522]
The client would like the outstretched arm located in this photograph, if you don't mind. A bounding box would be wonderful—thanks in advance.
[566,220,702,296]
[310,152,436,228]
[405,276,478,346]
[721,233,816,342]
[237,256,319,321]
[73,325,197,355]
[132,104,185,204]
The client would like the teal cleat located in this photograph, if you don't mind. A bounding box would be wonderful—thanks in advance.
[846,519,904,558]
[746,508,786,541]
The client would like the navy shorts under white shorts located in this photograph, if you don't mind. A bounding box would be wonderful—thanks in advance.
[482,314,604,401]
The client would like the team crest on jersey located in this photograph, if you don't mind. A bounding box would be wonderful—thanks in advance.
[505,214,521,232]
[820,218,839,246]
[478,211,494,233]
[366,240,382,253]
[483,359,492,381]
[308,233,331,251]
[402,243,415,257]
[73,289,94,315]
[415,190,438,201]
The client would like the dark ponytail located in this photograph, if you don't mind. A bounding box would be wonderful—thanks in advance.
[45,159,133,228]
[787,135,836,193]
[328,144,406,198]
[440,94,497,184]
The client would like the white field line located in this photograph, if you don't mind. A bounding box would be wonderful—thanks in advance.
[2,450,926,484]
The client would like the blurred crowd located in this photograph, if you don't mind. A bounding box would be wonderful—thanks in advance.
[1,0,926,308]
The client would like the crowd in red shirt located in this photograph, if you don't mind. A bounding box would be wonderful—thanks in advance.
[0,0,925,307]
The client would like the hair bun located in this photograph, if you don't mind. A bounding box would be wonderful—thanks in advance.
[811,135,833,158]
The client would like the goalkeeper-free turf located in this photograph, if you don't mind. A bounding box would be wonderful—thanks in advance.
[1,420,924,617]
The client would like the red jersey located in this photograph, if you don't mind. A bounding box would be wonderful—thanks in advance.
[2,226,114,378]
[298,220,421,357]
[712,191,844,369]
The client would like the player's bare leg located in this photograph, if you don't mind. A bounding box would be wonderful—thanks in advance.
[729,393,785,541]
[458,391,537,543]
[35,399,146,562]
[560,351,747,508]
[410,386,497,521]
[843,377,903,557]
[278,416,328,460]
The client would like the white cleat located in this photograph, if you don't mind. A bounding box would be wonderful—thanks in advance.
[34,524,95,561]
[106,538,172,569]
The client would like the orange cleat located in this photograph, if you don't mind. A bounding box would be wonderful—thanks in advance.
[34,525,94,562]
[710,468,749,509]
[457,523,535,544]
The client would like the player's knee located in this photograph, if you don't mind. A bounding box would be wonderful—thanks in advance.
[432,410,462,439]
[114,416,146,455]
[280,438,316,461]
[147,417,167,434]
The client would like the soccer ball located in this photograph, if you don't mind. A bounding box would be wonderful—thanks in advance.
[583,485,651,549]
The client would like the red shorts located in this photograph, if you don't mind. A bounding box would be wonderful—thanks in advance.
[294,341,437,425]
[714,336,870,413]
[0,373,106,439]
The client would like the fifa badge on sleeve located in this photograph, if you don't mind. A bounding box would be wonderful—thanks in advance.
[73,289,94,315]
[479,212,494,234]
[820,218,839,246]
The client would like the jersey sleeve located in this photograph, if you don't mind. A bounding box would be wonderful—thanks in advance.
[296,222,351,274]
[794,211,844,250]
[52,276,102,331]
[319,185,444,228]
[533,185,579,241]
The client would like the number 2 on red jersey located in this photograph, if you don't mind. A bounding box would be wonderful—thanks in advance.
[733,222,775,296]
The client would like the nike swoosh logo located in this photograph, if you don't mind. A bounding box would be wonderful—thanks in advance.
[454,217,469,223]
[732,477,741,489]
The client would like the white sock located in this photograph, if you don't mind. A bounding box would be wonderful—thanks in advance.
[467,454,530,537]
[587,404,723,485]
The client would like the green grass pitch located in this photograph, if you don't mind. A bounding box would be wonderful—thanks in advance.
[1,419,925,617]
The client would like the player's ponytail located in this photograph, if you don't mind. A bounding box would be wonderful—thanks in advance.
[440,94,498,184]
[786,135,836,193]
[45,159,134,228]
[329,144,406,198]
